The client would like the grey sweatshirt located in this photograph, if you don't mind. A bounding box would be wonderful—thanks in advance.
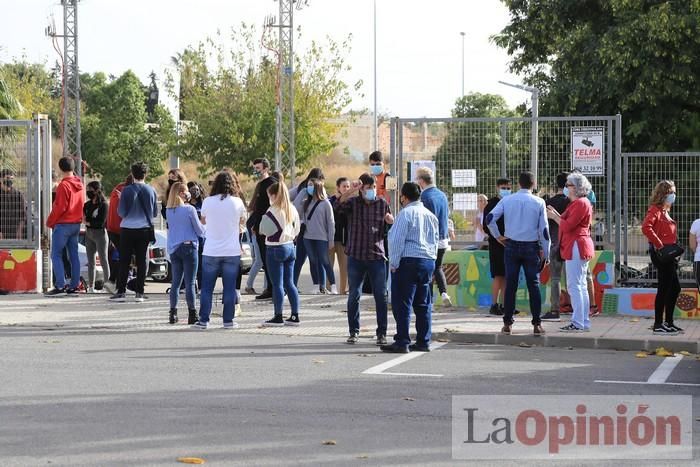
[302,198,335,244]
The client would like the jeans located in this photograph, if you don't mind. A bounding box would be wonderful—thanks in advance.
[198,255,240,324]
[565,243,590,329]
[51,223,81,289]
[85,228,110,288]
[649,248,680,327]
[549,246,565,312]
[304,238,335,288]
[347,256,388,336]
[266,243,300,317]
[293,233,318,286]
[391,257,435,347]
[170,242,198,310]
[504,240,542,325]
[246,228,267,290]
[432,247,448,297]
[117,228,151,294]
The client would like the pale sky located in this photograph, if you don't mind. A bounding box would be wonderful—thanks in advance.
[0,0,529,118]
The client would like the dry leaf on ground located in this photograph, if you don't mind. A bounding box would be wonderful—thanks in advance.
[654,347,674,357]
[679,351,692,356]
[635,352,649,358]
[322,440,337,445]
[403,397,416,401]
[177,458,205,464]
[518,342,533,348]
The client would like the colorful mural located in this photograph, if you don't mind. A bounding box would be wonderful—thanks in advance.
[604,288,700,320]
[0,249,38,293]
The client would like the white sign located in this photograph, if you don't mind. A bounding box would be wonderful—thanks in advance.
[452,169,477,187]
[571,127,604,175]
[453,193,478,211]
[409,160,436,183]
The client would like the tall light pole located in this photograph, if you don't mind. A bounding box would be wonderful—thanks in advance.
[373,0,378,151]
[460,32,465,97]
[498,81,540,181]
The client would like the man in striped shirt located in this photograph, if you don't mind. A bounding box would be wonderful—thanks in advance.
[339,173,394,345]
[380,182,439,353]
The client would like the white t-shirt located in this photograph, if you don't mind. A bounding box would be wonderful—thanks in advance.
[690,219,700,261]
[201,195,246,257]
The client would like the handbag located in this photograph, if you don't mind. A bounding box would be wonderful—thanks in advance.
[135,185,156,244]
[298,200,321,239]
[655,244,684,264]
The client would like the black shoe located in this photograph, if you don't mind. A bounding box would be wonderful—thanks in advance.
[541,311,561,322]
[188,309,198,325]
[346,333,359,344]
[380,344,409,353]
[409,344,431,352]
[135,293,148,303]
[65,287,79,295]
[653,324,679,335]
[44,287,66,296]
[489,304,503,316]
[376,335,388,346]
[169,308,178,324]
[284,315,300,326]
[255,289,273,300]
[665,322,684,334]
[262,315,284,327]
[109,292,126,302]
[513,308,521,316]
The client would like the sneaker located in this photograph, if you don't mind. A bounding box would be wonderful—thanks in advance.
[560,323,585,333]
[223,321,240,329]
[533,324,545,335]
[109,292,126,302]
[190,321,208,330]
[87,287,95,294]
[65,287,79,296]
[346,333,359,344]
[380,344,409,353]
[665,322,684,334]
[653,324,679,335]
[330,284,339,295]
[235,303,242,318]
[501,324,511,335]
[309,286,320,295]
[590,305,602,317]
[284,315,300,326]
[541,311,561,322]
[255,290,273,300]
[409,343,431,352]
[243,287,257,295]
[44,287,66,296]
[376,335,388,346]
[441,292,453,307]
[134,293,148,303]
[489,304,503,316]
[262,315,285,327]
[103,281,116,294]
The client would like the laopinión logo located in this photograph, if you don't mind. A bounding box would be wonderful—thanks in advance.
[452,396,692,460]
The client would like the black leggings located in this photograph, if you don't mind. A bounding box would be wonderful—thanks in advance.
[256,233,272,292]
[650,250,680,327]
[433,248,448,295]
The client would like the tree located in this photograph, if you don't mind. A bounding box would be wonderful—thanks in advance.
[0,60,60,129]
[493,0,700,152]
[166,25,361,176]
[81,71,175,191]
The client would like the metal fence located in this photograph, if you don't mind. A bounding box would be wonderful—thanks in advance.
[622,152,700,286]
[389,115,621,253]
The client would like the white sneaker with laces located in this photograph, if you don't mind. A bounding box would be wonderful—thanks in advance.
[330,284,339,295]
[441,292,453,307]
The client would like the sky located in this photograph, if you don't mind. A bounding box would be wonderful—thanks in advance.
[0,0,529,118]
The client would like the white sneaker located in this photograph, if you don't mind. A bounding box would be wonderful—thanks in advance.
[223,321,240,329]
[103,281,116,294]
[310,286,320,295]
[330,284,338,295]
[235,303,242,317]
[87,287,95,294]
[441,292,453,307]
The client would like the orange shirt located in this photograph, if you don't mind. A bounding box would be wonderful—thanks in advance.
[376,172,390,203]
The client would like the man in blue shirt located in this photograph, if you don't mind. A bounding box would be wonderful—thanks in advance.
[487,172,550,335]
[381,182,439,353]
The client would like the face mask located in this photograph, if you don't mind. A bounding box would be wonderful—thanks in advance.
[666,193,676,204]
[370,165,383,176]
[86,190,95,198]
[306,186,314,196]
[252,169,261,178]
[183,191,191,201]
[168,179,176,186]
[3,179,13,188]
[563,187,569,197]
[189,187,200,199]
[499,189,511,198]
[364,188,377,201]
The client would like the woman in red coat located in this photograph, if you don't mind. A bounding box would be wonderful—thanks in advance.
[547,172,594,332]
[641,180,682,335]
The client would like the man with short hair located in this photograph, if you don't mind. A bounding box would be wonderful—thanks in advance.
[45,157,85,296]
[368,151,391,203]
[542,172,570,322]
[415,166,452,307]
[109,162,158,303]
[246,157,276,300]
[0,168,26,241]
[482,177,511,315]
[339,173,394,345]
[487,171,551,335]
[381,182,439,353]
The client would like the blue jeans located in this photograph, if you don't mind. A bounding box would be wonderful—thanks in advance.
[504,241,542,325]
[51,223,81,289]
[304,238,335,288]
[347,256,388,336]
[391,257,435,347]
[198,255,240,324]
[293,234,318,285]
[170,242,198,310]
[266,243,300,317]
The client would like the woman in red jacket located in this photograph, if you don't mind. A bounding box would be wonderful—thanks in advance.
[547,172,594,332]
[641,180,682,335]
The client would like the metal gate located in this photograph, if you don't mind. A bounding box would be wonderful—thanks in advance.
[621,152,700,287]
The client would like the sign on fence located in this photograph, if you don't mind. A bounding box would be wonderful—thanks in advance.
[571,127,604,175]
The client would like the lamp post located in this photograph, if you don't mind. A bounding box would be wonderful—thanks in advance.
[460,32,465,97]
[498,80,540,181]
[373,0,378,151]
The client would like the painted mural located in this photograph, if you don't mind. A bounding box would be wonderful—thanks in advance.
[603,288,700,320]
[0,249,38,293]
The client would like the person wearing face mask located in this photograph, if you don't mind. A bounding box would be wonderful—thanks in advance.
[161,168,187,221]
[302,179,336,294]
[368,151,391,203]
[338,173,394,345]
[0,168,26,241]
[482,178,512,315]
[641,180,683,335]
[290,168,324,290]
[328,177,351,294]
[542,172,570,322]
[246,158,276,301]
[82,181,111,293]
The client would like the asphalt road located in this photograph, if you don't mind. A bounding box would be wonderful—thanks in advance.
[0,328,697,466]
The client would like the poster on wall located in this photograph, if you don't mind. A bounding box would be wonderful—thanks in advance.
[451,169,477,187]
[409,160,436,183]
[571,127,604,175]
[453,193,478,211]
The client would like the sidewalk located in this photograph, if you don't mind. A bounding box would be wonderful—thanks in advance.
[0,293,698,353]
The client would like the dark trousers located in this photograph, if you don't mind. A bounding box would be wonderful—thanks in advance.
[650,250,680,327]
[432,247,448,297]
[256,233,272,292]
[107,231,120,283]
[347,257,388,337]
[391,257,435,347]
[117,228,150,294]
[504,241,542,326]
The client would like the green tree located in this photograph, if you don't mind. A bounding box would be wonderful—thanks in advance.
[81,71,175,191]
[0,60,60,128]
[493,0,700,152]
[167,25,360,176]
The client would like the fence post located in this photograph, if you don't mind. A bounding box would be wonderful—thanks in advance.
[500,121,507,178]
[615,113,622,286]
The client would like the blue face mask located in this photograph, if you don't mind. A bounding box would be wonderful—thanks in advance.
[666,193,676,204]
[563,187,570,197]
[370,165,383,176]
[499,188,511,198]
[364,188,377,201]
[306,186,314,196]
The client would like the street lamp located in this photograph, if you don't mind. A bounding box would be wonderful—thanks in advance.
[498,80,540,182]
[460,32,465,97]
[373,0,378,151]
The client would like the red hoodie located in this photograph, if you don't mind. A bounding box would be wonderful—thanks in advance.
[46,175,85,228]
[107,182,126,234]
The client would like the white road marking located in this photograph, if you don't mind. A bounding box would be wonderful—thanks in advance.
[593,380,700,387]
[362,342,446,377]
[595,355,699,386]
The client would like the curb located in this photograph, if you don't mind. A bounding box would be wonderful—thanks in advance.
[433,331,700,354]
